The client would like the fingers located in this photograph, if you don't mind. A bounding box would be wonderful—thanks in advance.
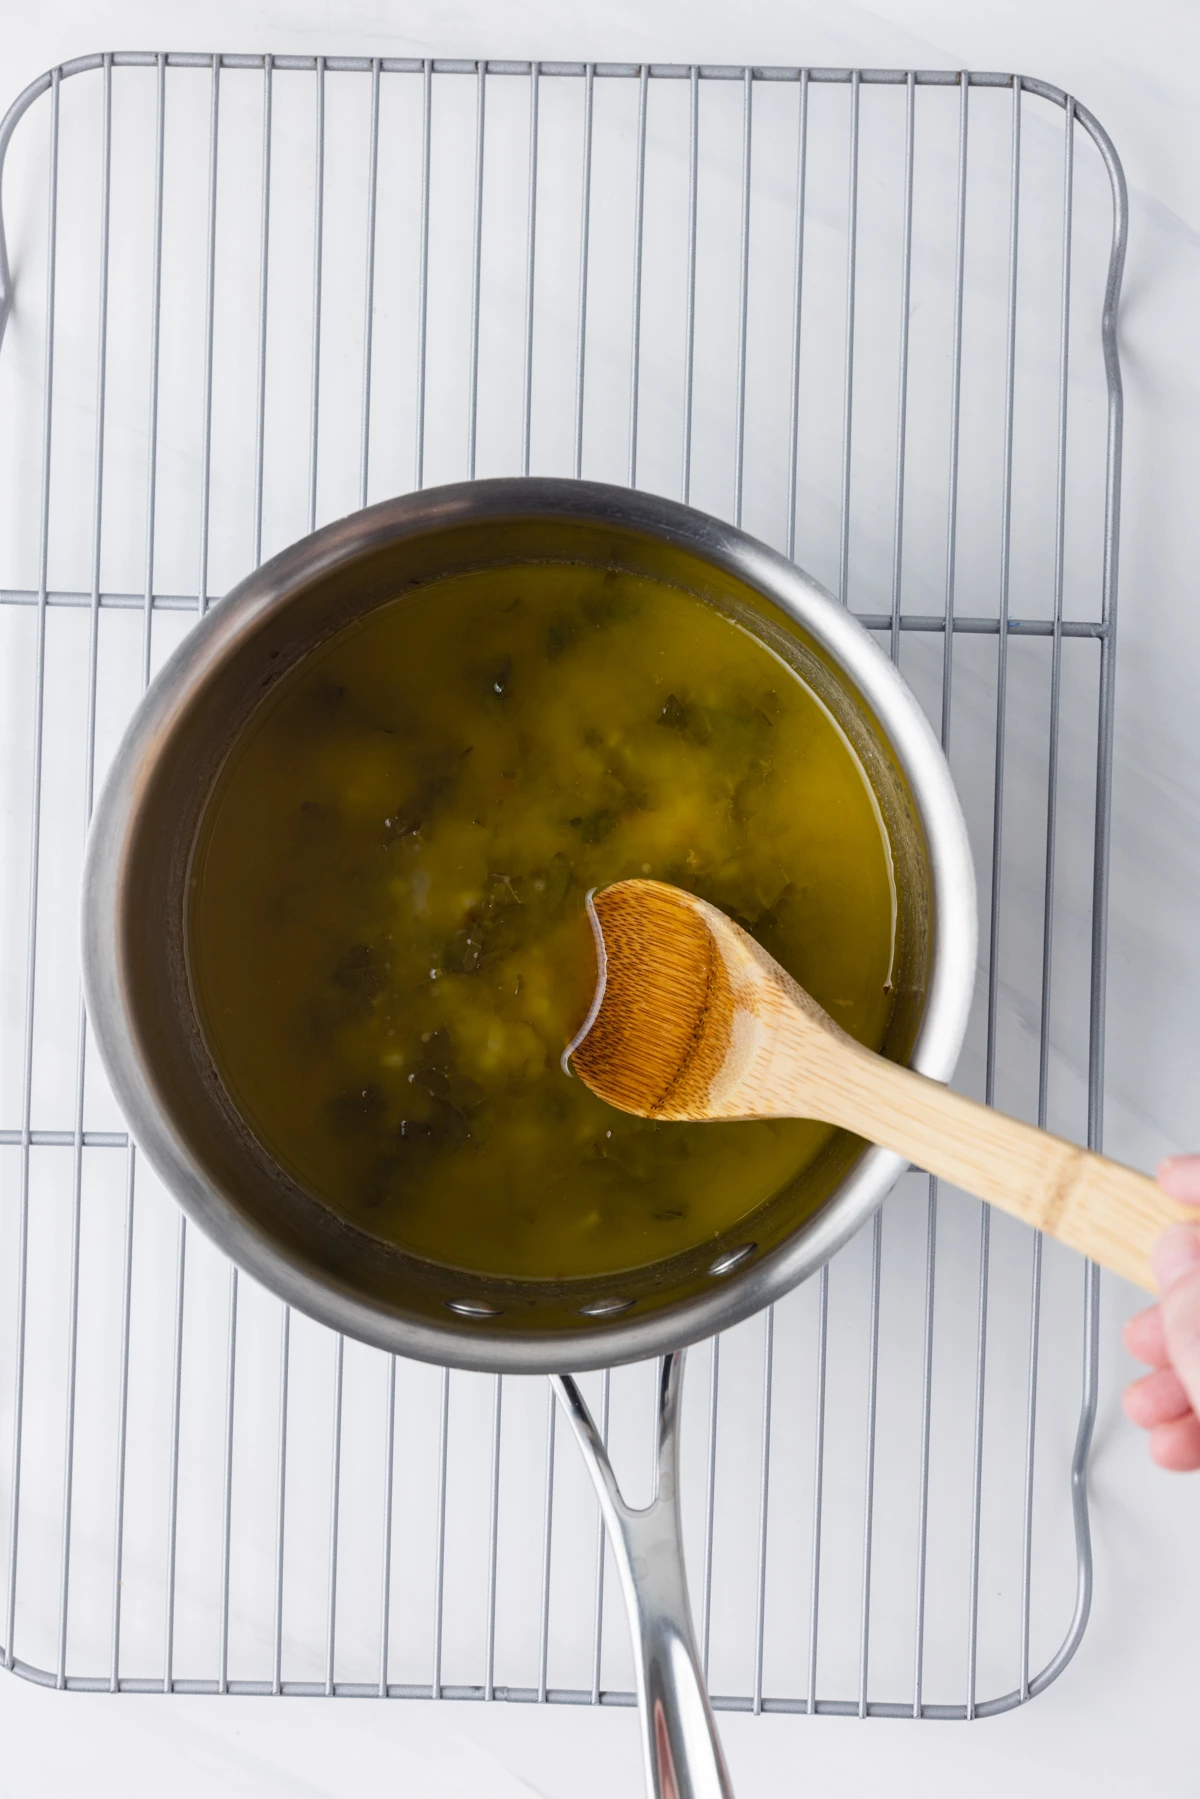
[1125,1170,1200,1471]
[1150,1413,1200,1473]
[1123,1366,1192,1429]
[1123,1303,1169,1368]
[1154,1225,1200,1424]
[1157,1154,1200,1205]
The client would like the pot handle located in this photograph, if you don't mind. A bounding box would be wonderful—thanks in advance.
[551,1353,734,1799]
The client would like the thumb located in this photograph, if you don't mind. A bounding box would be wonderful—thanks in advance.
[1154,1224,1200,1415]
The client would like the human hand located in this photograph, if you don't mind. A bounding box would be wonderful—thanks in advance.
[1123,1155,1200,1470]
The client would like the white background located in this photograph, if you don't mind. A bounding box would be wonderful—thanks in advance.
[0,0,1199,1794]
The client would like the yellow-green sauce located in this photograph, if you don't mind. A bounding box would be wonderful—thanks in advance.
[188,565,898,1280]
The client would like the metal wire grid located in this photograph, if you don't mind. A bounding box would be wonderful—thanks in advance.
[0,56,1124,1716]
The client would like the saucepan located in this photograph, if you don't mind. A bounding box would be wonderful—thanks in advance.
[82,479,976,1797]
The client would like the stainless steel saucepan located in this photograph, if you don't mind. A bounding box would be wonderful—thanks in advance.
[82,478,976,1797]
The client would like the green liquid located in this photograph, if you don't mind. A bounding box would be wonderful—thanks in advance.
[188,564,898,1279]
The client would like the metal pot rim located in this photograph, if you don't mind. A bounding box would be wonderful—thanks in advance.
[82,477,977,1373]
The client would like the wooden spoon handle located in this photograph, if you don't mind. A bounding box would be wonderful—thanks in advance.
[817,1044,1187,1292]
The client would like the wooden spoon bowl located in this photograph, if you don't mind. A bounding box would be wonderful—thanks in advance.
[570,879,1184,1292]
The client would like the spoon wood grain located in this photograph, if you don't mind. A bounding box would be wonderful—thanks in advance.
[569,879,1186,1293]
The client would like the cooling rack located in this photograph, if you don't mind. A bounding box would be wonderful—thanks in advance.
[0,55,1124,1717]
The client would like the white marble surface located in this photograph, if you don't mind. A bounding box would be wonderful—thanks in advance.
[1,0,1199,1793]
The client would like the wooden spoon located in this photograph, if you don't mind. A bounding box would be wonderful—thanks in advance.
[568,878,1186,1292]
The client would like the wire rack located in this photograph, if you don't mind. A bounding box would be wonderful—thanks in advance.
[0,55,1124,1718]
